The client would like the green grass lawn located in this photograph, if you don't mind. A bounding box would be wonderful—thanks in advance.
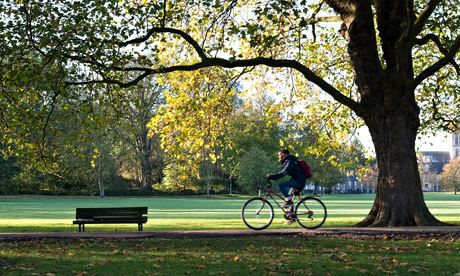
[0,193,458,232]
[1,236,459,275]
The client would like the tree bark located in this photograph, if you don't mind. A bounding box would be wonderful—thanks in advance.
[357,73,445,226]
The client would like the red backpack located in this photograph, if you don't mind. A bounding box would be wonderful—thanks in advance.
[298,160,312,178]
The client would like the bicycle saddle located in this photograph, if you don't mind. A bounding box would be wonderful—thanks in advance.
[293,188,302,196]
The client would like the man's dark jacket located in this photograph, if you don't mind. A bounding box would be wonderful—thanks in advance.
[268,155,306,185]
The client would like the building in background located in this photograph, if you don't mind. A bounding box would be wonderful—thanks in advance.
[452,132,460,159]
[420,151,451,192]
[333,174,375,194]
[328,132,459,194]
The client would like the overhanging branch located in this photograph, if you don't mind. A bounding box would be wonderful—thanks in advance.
[414,33,460,73]
[68,56,360,113]
[206,57,360,112]
[414,34,448,54]
[119,27,207,60]
[413,36,460,88]
[83,24,360,113]
[411,0,442,39]
[66,70,154,88]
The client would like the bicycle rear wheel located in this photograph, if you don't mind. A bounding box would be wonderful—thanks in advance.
[295,197,327,229]
[241,197,274,230]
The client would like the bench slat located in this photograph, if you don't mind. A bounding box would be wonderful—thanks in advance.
[73,219,147,224]
[74,207,148,232]
[76,207,147,217]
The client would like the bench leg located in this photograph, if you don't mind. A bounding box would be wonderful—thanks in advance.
[138,223,143,231]
[79,224,85,232]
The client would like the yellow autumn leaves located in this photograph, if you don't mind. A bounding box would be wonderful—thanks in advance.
[148,69,236,177]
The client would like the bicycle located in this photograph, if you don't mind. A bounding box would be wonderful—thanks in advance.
[241,180,327,230]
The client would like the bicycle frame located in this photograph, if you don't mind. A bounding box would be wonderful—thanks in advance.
[242,180,327,230]
[260,180,303,214]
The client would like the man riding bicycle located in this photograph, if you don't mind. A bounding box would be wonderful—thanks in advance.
[266,149,306,210]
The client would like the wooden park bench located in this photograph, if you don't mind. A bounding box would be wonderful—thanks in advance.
[73,207,148,232]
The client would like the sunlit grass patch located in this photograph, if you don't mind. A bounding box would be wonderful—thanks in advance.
[0,193,458,232]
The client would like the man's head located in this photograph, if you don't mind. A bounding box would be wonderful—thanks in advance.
[278,149,290,162]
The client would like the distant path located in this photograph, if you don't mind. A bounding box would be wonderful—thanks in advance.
[0,227,459,241]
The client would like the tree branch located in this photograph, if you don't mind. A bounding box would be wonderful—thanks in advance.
[202,0,237,49]
[414,34,447,54]
[413,35,460,88]
[119,27,207,60]
[427,86,460,132]
[68,56,360,113]
[161,0,167,27]
[66,70,154,88]
[411,0,442,39]
[91,24,360,113]
[413,33,460,73]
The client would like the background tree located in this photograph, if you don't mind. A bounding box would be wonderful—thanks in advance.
[115,78,165,191]
[221,93,283,183]
[361,164,379,192]
[440,158,460,194]
[149,69,237,195]
[0,143,20,194]
[234,146,278,193]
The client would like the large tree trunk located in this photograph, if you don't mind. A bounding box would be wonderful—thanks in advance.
[357,75,445,226]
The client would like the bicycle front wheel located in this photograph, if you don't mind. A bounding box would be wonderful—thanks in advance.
[295,197,327,229]
[241,197,274,230]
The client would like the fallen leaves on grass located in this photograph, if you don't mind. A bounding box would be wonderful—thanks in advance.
[196,263,207,269]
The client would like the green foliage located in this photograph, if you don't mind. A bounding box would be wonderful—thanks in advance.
[234,147,278,193]
[220,94,283,177]
[149,69,237,192]
[160,162,201,193]
[0,146,20,194]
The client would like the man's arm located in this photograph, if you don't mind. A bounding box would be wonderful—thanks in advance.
[267,160,293,180]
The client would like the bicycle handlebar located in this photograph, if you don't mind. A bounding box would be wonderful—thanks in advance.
[265,179,273,189]
[258,179,273,191]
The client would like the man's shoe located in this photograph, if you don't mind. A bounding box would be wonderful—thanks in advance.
[284,211,296,221]
[284,215,296,225]
[283,199,293,208]
[284,199,294,205]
